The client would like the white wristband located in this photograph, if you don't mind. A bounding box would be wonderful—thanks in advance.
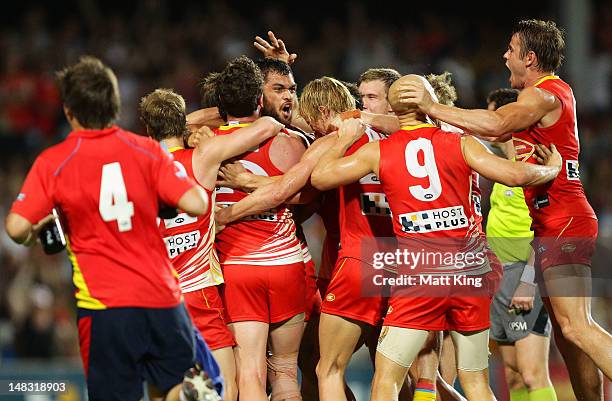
[520,264,536,285]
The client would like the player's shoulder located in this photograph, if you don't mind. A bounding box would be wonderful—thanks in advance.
[114,128,167,160]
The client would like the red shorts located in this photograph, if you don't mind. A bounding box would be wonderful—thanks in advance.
[183,286,236,350]
[384,294,491,332]
[321,257,387,326]
[305,259,322,321]
[533,216,598,270]
[221,262,306,324]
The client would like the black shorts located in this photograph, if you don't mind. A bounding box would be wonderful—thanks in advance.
[490,262,551,344]
[77,304,195,401]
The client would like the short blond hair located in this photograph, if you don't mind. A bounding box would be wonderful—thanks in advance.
[140,88,187,141]
[425,72,457,106]
[299,77,355,123]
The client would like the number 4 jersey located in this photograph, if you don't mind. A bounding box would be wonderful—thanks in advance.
[10,126,196,310]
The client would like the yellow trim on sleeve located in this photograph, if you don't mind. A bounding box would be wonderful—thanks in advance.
[167,146,184,153]
[66,237,106,310]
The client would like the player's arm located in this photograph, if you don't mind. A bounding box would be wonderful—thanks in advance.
[193,116,284,188]
[215,135,336,226]
[461,136,561,187]
[402,82,559,137]
[176,186,209,216]
[311,118,379,190]
[254,30,298,65]
[5,156,56,246]
[339,109,401,135]
[186,107,225,129]
[5,213,54,246]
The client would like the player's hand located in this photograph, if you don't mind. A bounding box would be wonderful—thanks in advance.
[534,143,561,169]
[214,204,226,233]
[24,214,56,247]
[214,204,230,230]
[397,80,435,114]
[217,162,253,191]
[337,118,365,146]
[254,31,298,65]
[188,126,215,148]
[339,109,361,121]
[509,281,536,313]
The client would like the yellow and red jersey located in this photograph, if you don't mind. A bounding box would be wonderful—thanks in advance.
[213,122,302,266]
[513,76,596,231]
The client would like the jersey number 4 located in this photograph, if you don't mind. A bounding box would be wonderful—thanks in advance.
[99,162,134,232]
[405,138,442,202]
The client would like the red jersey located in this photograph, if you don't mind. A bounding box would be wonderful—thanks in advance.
[10,126,196,309]
[157,147,223,292]
[339,127,394,259]
[378,124,490,275]
[214,122,302,266]
[512,76,596,229]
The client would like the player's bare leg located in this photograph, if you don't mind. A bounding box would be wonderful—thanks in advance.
[230,321,269,401]
[439,332,457,386]
[212,346,238,401]
[268,313,305,401]
[499,334,556,400]
[409,331,466,401]
[299,315,320,401]
[542,290,603,399]
[317,313,364,401]
[514,335,554,392]
[543,264,612,379]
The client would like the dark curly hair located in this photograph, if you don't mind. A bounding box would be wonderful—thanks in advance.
[218,56,264,118]
[487,88,519,110]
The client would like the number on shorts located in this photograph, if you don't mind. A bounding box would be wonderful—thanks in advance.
[404,138,442,201]
[99,162,134,232]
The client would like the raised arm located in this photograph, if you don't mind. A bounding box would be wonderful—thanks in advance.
[193,116,284,189]
[215,134,336,226]
[186,107,225,129]
[461,135,561,187]
[254,31,298,65]
[401,81,559,137]
[311,119,379,190]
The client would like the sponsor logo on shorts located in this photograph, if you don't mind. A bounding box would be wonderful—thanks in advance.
[399,206,468,234]
[509,321,528,331]
[326,293,335,302]
[386,305,394,315]
[561,243,576,253]
[16,193,25,201]
[360,192,391,216]
[566,160,580,181]
[164,230,200,258]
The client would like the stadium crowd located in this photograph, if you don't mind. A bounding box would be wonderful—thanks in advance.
[0,2,611,401]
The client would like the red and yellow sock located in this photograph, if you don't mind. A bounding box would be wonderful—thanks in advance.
[413,379,436,401]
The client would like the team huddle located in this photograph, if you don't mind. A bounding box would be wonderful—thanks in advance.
[5,18,611,401]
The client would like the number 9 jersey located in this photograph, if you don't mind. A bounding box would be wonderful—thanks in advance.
[10,126,197,310]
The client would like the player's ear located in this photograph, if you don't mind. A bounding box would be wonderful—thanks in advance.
[525,50,537,68]
[258,95,264,108]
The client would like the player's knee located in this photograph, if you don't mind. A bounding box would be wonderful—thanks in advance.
[268,352,300,401]
[557,316,590,348]
[504,366,523,390]
[315,357,345,380]
[519,368,545,391]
